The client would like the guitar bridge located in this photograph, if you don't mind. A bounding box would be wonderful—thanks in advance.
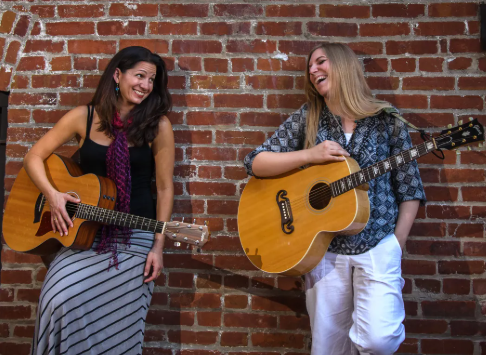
[276,190,294,234]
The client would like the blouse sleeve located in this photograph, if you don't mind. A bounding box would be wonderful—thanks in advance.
[388,113,427,205]
[243,105,307,176]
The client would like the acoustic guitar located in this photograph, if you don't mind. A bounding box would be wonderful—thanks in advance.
[3,154,210,255]
[238,119,484,276]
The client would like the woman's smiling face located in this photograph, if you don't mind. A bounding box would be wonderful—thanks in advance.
[114,61,156,108]
[308,48,331,99]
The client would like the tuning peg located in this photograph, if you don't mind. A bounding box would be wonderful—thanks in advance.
[456,150,461,155]
[193,219,196,224]
[204,220,207,226]
[458,120,463,125]
[469,117,474,121]
[174,242,181,247]
[468,146,472,150]
[447,124,452,128]
[182,217,184,222]
[479,143,483,148]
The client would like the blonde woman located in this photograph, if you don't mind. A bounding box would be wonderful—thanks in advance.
[244,43,426,355]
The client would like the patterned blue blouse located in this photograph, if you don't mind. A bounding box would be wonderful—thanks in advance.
[244,104,426,255]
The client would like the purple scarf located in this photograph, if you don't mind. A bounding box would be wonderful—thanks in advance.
[96,111,133,269]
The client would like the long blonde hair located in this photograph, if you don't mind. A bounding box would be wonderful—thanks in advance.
[304,43,391,149]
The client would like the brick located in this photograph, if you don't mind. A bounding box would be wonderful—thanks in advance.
[196,274,222,289]
[200,22,250,36]
[256,22,302,36]
[197,311,221,327]
[224,275,249,289]
[448,57,473,70]
[187,148,237,162]
[282,57,306,71]
[474,280,486,295]
[231,58,254,72]
[215,256,256,271]
[17,57,45,71]
[74,57,96,71]
[186,182,236,196]
[443,278,470,295]
[429,3,478,17]
[227,40,277,54]
[172,199,205,215]
[146,310,194,326]
[448,223,484,238]
[416,22,465,36]
[203,58,228,73]
[0,11,16,34]
[391,58,415,72]
[459,77,486,90]
[173,40,222,54]
[214,94,263,108]
[224,313,277,328]
[31,21,41,35]
[406,240,460,256]
[418,167,440,183]
[252,333,305,349]
[144,329,165,342]
[257,58,281,71]
[13,15,29,37]
[451,320,486,336]
[109,3,158,17]
[6,144,28,159]
[0,68,12,91]
[375,94,427,109]
[0,305,31,319]
[17,289,41,303]
[403,77,454,91]
[307,22,358,37]
[120,39,168,54]
[186,112,236,126]
[98,21,145,36]
[216,131,265,145]
[178,57,201,71]
[427,205,470,219]
[422,300,476,318]
[423,186,458,202]
[266,4,315,17]
[25,40,64,54]
[7,109,30,124]
[30,5,55,18]
[279,40,321,55]
[403,112,454,128]
[361,23,410,37]
[464,242,486,257]
[207,200,239,214]
[59,92,92,106]
[404,319,448,334]
[10,75,28,90]
[363,58,388,72]
[252,295,306,313]
[160,4,208,17]
[320,5,370,18]
[174,130,212,145]
[415,278,441,293]
[348,42,383,55]
[463,187,486,202]
[439,260,485,274]
[221,332,248,347]
[387,41,438,55]
[366,77,399,90]
[9,93,56,106]
[450,39,481,53]
[479,58,486,72]
[409,222,446,237]
[268,94,306,109]
[46,22,94,36]
[167,330,217,345]
[5,41,21,64]
[402,259,436,275]
[224,295,248,309]
[422,339,474,354]
[68,40,116,54]
[172,94,210,108]
[246,75,293,90]
[0,323,8,337]
[419,57,444,72]
[214,4,263,17]
[372,4,425,18]
[32,75,79,89]
[462,151,486,165]
[150,22,197,35]
[0,342,31,355]
[0,289,14,302]
[170,293,220,309]
[431,95,483,110]
[58,5,104,18]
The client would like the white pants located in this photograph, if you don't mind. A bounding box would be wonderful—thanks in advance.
[305,233,405,355]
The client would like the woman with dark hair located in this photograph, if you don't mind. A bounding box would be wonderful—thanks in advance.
[244,43,426,355]
[24,46,174,354]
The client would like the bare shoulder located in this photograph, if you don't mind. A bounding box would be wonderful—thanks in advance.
[152,116,174,151]
[57,106,88,135]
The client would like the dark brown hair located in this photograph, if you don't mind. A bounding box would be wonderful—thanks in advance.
[89,46,172,146]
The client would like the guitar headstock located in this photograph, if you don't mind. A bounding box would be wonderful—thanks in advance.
[164,221,210,248]
[436,118,484,150]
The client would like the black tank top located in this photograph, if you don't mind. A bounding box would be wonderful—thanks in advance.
[79,106,156,219]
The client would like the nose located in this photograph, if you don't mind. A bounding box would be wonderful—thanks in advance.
[139,79,150,90]
[309,63,318,74]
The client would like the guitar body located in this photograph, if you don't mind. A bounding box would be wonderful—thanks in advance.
[238,157,370,276]
[3,154,116,255]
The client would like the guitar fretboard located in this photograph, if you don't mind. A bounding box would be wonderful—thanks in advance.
[330,139,436,197]
[71,203,165,233]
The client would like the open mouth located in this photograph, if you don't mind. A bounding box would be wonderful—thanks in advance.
[315,76,327,85]
[133,89,146,98]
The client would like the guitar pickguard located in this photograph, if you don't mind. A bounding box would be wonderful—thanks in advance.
[35,212,53,236]
[34,193,44,223]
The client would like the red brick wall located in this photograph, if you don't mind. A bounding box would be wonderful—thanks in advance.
[1,1,485,354]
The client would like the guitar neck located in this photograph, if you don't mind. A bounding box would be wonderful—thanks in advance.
[330,139,436,197]
[71,203,165,233]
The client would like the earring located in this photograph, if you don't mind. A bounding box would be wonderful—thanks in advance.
[115,83,120,97]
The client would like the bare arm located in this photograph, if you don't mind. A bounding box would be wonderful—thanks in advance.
[395,200,420,249]
[252,140,350,177]
[23,106,87,236]
[144,116,175,283]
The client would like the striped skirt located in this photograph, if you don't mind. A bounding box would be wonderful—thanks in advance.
[32,230,155,355]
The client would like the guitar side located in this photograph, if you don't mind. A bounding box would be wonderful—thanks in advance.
[237,158,370,276]
[3,154,116,255]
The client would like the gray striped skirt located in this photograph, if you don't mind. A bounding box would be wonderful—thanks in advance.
[32,230,155,355]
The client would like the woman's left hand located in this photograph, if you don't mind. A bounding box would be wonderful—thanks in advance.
[144,244,163,283]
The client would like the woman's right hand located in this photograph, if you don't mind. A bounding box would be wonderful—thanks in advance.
[306,140,350,164]
[47,191,80,236]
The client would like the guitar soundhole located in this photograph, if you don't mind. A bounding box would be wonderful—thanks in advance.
[308,182,331,210]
